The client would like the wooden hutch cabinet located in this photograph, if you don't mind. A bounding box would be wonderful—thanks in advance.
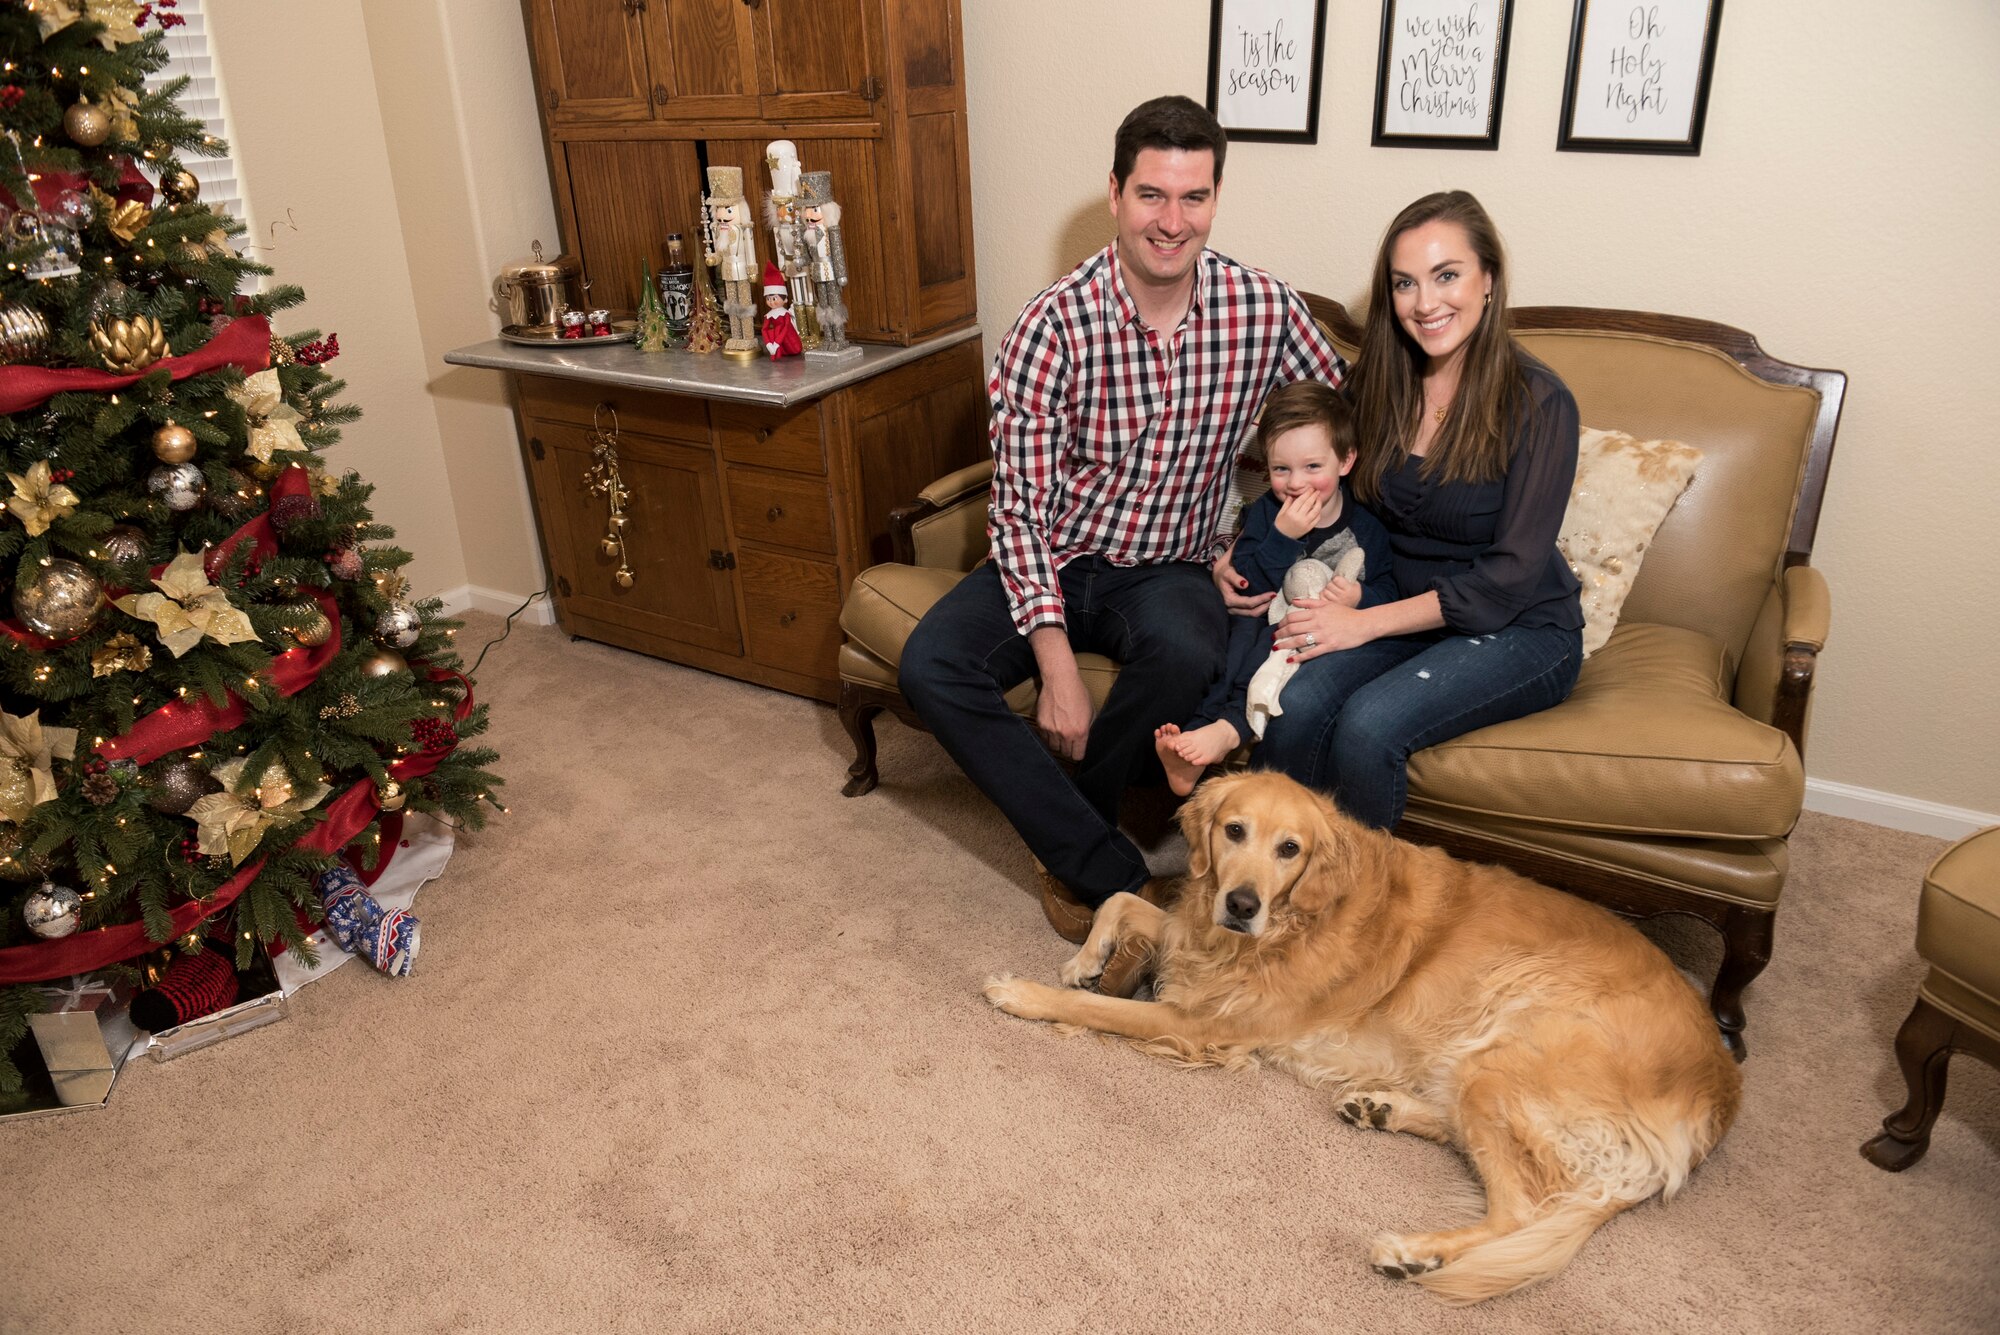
[518,0,977,346]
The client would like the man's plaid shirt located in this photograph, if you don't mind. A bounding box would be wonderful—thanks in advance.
[987,244,1345,634]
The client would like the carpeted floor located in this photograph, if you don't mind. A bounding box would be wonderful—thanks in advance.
[4,618,1997,1334]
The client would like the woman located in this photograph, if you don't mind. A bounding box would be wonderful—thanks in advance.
[1240,191,1583,828]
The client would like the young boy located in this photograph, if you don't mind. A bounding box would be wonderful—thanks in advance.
[1154,380,1395,796]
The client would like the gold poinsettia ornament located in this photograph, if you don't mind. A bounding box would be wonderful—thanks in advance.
[185,756,331,865]
[5,460,80,537]
[0,708,79,825]
[91,630,152,677]
[225,368,305,464]
[112,550,258,657]
[28,0,143,48]
[90,186,151,243]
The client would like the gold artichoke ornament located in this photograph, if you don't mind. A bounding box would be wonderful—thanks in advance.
[88,313,168,373]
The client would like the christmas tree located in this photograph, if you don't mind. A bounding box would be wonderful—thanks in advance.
[0,0,501,1090]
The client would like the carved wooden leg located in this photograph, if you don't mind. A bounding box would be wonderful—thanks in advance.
[1861,995,1958,1171]
[839,684,883,797]
[1711,906,1775,1060]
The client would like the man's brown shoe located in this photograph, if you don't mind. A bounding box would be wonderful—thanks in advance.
[1136,875,1181,911]
[1035,865,1095,944]
[1094,936,1157,998]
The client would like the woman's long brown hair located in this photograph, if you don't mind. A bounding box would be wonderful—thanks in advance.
[1347,191,1527,506]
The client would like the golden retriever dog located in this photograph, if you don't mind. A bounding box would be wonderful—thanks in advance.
[985,772,1741,1305]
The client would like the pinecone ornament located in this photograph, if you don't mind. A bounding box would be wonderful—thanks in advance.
[88,314,168,373]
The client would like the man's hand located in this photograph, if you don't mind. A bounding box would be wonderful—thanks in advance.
[1212,538,1276,618]
[1272,489,1326,539]
[1029,626,1093,761]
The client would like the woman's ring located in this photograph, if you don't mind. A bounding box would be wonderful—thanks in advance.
[1305,634,1317,648]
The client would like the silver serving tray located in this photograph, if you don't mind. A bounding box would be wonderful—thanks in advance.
[500,319,637,347]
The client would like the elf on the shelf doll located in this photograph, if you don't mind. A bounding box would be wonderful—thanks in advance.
[761,261,802,359]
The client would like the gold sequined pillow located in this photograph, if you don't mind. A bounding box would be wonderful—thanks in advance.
[1559,428,1703,657]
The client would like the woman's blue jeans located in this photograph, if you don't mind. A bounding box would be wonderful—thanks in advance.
[1254,623,1583,829]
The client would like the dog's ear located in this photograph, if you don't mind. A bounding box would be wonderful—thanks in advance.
[1289,787,1355,917]
[1178,776,1232,880]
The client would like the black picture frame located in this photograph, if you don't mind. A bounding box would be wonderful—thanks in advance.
[1206,0,1330,144]
[1370,0,1515,151]
[1558,0,1725,155]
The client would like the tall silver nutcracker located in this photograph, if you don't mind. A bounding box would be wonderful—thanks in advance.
[799,171,858,359]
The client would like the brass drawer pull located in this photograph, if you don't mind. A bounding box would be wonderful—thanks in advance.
[779,611,797,627]
[766,504,785,521]
[755,427,771,443]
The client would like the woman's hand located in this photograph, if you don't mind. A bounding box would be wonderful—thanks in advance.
[1212,538,1276,618]
[1273,596,1376,660]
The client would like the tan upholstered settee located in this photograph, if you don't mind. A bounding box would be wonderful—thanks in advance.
[836,301,1845,1057]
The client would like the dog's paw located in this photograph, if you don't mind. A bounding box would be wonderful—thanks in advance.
[1058,942,1112,990]
[983,974,1058,1020]
[1368,1234,1444,1282]
[1337,1093,1395,1131]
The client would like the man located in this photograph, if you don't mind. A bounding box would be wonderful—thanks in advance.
[899,95,1345,950]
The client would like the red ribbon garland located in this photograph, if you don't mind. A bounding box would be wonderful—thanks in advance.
[0,313,271,416]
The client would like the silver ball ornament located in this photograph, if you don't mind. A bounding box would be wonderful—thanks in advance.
[373,603,421,649]
[148,462,207,511]
[13,558,106,640]
[100,524,148,566]
[23,880,83,939]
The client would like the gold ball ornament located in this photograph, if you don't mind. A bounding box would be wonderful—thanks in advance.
[89,314,169,373]
[64,100,110,148]
[0,300,50,365]
[151,421,197,464]
[285,602,334,647]
[358,647,409,680]
[376,779,408,813]
[13,558,106,640]
[162,169,201,206]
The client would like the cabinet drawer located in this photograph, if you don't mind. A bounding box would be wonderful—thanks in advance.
[738,549,842,682]
[517,375,710,445]
[714,400,824,475]
[728,470,833,555]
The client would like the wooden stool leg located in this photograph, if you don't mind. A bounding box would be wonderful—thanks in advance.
[1861,995,1957,1171]
[839,684,883,797]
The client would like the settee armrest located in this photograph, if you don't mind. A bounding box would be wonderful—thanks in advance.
[889,460,995,570]
[1733,564,1831,757]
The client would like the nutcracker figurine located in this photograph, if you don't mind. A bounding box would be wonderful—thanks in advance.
[702,166,760,359]
[799,171,859,359]
[761,262,802,359]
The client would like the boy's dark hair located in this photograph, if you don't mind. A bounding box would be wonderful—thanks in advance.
[1112,95,1227,190]
[1257,380,1355,462]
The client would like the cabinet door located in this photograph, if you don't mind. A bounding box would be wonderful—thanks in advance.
[529,420,742,655]
[643,0,761,121]
[563,139,706,314]
[754,0,882,120]
[525,0,656,126]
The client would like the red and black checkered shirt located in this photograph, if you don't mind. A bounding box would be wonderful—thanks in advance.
[987,244,1345,634]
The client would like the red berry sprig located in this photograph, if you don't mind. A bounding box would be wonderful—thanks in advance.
[0,87,24,110]
[410,717,457,752]
[50,467,74,484]
[176,836,201,864]
[297,332,340,365]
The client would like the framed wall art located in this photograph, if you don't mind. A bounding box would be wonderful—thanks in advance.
[1558,0,1725,154]
[1206,0,1330,144]
[1371,0,1515,150]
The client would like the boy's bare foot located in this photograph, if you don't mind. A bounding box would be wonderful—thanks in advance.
[1153,721,1240,797]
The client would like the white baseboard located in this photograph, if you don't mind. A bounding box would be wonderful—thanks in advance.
[432,583,557,626]
[1805,779,1997,841]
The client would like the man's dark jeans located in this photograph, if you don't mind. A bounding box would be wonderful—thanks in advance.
[899,557,1226,904]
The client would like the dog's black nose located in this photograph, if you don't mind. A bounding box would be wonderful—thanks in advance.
[1226,889,1260,921]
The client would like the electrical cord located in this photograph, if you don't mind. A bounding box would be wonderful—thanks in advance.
[466,582,552,677]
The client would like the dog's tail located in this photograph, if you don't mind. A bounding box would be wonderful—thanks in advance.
[1408,1198,1624,1306]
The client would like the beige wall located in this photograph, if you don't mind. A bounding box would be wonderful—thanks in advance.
[204,2,1997,820]
[207,0,470,598]
[964,0,2000,818]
